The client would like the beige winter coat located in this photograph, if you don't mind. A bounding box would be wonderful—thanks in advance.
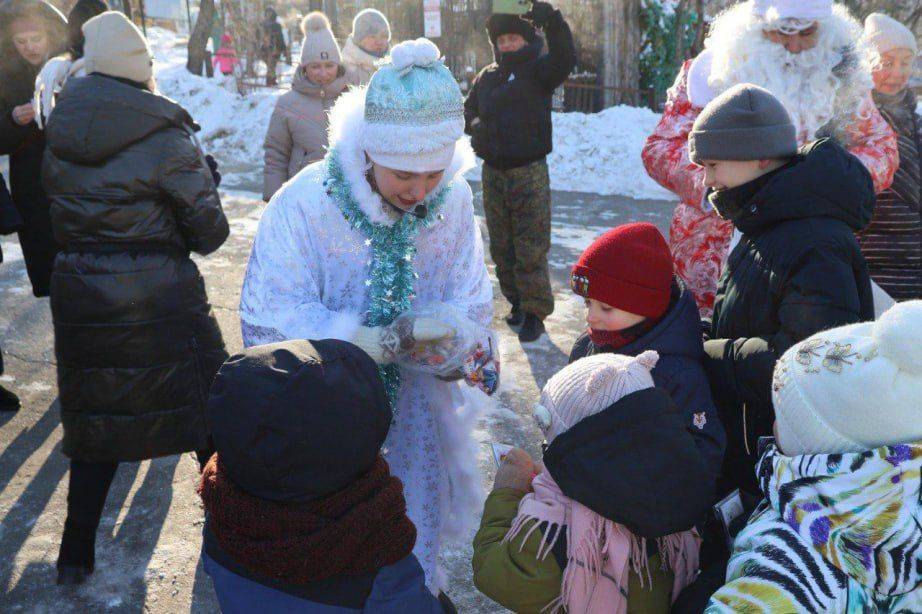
[341,37,383,86]
[262,69,354,201]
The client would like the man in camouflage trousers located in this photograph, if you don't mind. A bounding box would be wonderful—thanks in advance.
[481,161,554,337]
[464,1,575,342]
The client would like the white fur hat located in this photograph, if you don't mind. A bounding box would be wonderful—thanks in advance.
[772,301,922,456]
[864,13,918,55]
[535,351,659,444]
[751,0,832,25]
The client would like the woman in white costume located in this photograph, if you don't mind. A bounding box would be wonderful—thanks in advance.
[239,38,496,591]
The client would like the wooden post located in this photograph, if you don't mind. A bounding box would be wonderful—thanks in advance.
[602,0,641,108]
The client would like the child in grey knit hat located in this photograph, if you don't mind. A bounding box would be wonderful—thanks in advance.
[689,83,797,193]
[692,82,878,499]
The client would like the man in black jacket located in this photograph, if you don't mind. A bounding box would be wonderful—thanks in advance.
[464,2,575,342]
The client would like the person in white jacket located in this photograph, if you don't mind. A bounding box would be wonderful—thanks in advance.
[240,39,497,592]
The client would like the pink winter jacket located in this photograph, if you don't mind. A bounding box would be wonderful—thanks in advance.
[642,59,899,316]
[213,46,240,75]
[262,69,356,201]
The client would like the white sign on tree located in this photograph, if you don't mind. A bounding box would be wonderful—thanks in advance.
[424,0,441,38]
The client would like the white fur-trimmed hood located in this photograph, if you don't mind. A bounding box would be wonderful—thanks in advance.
[325,86,476,226]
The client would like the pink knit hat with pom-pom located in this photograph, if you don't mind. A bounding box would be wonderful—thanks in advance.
[535,351,659,444]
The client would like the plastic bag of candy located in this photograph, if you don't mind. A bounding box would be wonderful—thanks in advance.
[397,304,500,395]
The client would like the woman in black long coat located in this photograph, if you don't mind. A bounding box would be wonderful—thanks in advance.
[0,0,66,297]
[42,11,230,585]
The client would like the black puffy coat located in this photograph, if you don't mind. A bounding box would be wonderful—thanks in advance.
[569,281,726,487]
[544,387,715,539]
[0,0,67,297]
[463,10,575,170]
[43,75,230,463]
[705,139,875,494]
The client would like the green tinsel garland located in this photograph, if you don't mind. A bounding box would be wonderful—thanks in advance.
[325,150,449,414]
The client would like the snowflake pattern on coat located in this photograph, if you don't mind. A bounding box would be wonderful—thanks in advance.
[239,92,494,590]
[642,59,898,317]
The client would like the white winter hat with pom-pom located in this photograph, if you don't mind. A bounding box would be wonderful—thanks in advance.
[362,38,464,173]
[300,12,341,66]
[535,351,659,444]
[773,300,922,456]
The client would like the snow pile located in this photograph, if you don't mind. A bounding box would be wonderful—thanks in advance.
[149,28,284,184]
[148,27,672,200]
[548,105,671,199]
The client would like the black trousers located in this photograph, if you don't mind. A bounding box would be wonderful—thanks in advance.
[59,448,213,567]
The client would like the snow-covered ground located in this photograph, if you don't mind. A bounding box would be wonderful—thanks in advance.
[0,28,676,613]
[148,27,672,199]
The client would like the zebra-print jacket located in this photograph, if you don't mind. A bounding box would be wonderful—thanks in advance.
[707,442,922,613]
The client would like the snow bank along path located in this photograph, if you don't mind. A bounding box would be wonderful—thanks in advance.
[150,27,672,200]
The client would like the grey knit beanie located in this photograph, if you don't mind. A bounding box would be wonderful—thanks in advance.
[352,8,391,43]
[689,83,797,164]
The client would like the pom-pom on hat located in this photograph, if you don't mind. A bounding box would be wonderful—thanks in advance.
[362,38,464,173]
[300,12,341,66]
[772,300,922,456]
[571,223,674,319]
[864,12,918,56]
[535,351,659,444]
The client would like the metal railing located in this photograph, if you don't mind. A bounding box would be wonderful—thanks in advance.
[556,80,658,113]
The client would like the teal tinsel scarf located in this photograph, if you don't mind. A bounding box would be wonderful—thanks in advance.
[325,149,449,414]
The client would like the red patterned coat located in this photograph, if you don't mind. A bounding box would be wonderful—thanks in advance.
[642,60,899,317]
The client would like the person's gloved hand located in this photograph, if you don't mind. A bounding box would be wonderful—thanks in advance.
[493,448,538,493]
[524,1,557,28]
[352,317,455,364]
[205,154,222,188]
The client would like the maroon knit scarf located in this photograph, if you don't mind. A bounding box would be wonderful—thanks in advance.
[588,318,657,350]
[198,455,416,584]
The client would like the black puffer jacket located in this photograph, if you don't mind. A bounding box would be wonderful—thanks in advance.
[705,139,875,494]
[43,74,230,463]
[569,281,725,486]
[0,0,67,296]
[463,10,575,170]
[545,387,715,539]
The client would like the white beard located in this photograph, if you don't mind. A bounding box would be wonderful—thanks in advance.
[704,3,871,144]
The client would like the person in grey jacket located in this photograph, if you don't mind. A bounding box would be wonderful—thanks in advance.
[262,11,355,202]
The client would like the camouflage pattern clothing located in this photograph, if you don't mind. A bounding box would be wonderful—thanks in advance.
[482,159,554,319]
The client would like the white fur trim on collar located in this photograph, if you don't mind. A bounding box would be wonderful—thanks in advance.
[326,86,475,226]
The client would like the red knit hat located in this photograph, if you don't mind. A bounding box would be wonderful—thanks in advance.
[571,223,674,319]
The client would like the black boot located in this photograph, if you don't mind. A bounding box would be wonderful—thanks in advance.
[0,384,19,413]
[518,313,545,343]
[56,520,96,585]
[505,303,524,328]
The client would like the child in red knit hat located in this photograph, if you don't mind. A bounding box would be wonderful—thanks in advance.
[568,222,725,481]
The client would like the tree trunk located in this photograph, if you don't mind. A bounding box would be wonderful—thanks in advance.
[187,0,216,75]
[603,0,641,107]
